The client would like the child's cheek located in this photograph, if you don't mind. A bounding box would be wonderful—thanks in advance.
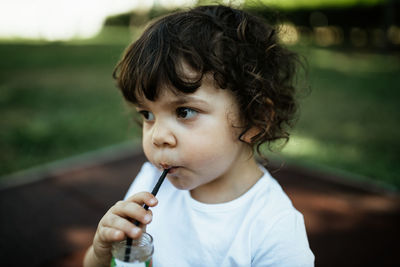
[142,136,154,161]
[184,136,229,167]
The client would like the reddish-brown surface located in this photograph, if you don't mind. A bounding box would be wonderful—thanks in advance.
[0,150,399,266]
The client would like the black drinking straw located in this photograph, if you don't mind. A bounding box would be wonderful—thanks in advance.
[124,168,170,262]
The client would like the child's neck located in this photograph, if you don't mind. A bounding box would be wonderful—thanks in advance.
[189,155,263,204]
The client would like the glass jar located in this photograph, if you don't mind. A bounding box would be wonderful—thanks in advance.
[110,233,154,267]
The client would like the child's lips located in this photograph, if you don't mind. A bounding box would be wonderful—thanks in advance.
[159,163,179,173]
[167,166,179,174]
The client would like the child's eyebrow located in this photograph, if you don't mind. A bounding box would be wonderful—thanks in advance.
[166,95,209,107]
[135,95,210,109]
[135,101,146,109]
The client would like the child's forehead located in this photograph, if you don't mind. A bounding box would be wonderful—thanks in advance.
[135,86,182,106]
[136,74,236,107]
[135,71,216,103]
[135,85,200,106]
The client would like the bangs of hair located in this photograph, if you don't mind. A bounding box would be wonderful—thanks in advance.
[113,12,212,104]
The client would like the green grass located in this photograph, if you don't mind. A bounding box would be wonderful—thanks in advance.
[280,46,400,189]
[0,40,141,176]
[1,26,399,190]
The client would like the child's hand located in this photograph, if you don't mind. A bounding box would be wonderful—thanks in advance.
[87,192,157,266]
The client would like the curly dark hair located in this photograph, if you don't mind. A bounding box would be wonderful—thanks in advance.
[113,4,303,158]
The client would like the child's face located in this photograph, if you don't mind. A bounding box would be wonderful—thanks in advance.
[136,74,255,197]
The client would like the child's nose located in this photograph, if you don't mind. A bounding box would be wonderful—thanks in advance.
[151,122,177,147]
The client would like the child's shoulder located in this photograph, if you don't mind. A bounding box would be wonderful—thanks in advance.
[248,167,308,234]
[255,166,296,211]
[250,169,314,264]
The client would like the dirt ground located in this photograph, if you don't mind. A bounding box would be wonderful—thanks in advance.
[0,149,399,267]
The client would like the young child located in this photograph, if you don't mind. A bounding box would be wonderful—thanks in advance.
[84,5,314,266]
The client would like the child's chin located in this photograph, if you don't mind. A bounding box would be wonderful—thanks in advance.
[168,177,191,190]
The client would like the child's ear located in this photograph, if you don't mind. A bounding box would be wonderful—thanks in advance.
[241,126,262,144]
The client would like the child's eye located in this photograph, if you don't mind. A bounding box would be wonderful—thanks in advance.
[138,110,155,121]
[176,107,198,119]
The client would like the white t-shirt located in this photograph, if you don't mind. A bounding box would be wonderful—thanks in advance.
[125,162,314,267]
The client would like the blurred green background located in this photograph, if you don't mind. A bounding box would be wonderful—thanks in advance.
[1,0,399,189]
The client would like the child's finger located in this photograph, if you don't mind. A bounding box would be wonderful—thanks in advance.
[98,226,125,243]
[111,201,153,225]
[102,213,143,239]
[126,191,158,207]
